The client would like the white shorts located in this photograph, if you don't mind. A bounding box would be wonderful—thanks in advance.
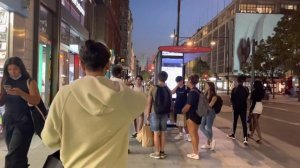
[252,102,263,114]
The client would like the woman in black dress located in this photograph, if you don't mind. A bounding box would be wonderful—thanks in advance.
[0,57,41,168]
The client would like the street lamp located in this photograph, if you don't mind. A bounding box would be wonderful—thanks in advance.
[211,36,230,95]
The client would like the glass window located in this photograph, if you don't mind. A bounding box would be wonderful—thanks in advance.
[281,4,297,11]
[38,6,53,107]
[61,22,70,45]
[69,54,74,83]
[59,51,69,87]
[0,7,9,79]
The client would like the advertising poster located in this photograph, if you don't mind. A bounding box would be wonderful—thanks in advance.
[233,13,283,74]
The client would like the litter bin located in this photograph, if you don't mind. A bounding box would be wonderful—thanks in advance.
[263,91,269,100]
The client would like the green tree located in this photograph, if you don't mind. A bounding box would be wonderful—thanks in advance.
[140,70,150,81]
[192,58,210,78]
[271,10,300,101]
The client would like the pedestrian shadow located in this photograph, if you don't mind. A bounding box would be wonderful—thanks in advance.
[246,138,300,168]
[232,140,267,167]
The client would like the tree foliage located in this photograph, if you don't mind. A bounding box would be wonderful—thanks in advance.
[243,10,300,77]
[192,58,210,77]
[271,10,300,75]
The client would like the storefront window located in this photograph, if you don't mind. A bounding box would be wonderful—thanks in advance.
[69,54,74,82]
[0,7,9,79]
[61,22,70,45]
[59,51,69,87]
[39,6,53,107]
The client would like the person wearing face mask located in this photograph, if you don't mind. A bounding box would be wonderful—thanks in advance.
[0,56,41,168]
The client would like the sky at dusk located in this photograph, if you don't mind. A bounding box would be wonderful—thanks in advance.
[130,0,232,59]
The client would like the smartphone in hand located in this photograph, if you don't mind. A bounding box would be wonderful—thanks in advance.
[3,85,12,91]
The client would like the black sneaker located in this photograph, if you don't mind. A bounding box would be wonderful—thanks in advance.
[131,132,137,138]
[160,151,167,159]
[227,134,235,140]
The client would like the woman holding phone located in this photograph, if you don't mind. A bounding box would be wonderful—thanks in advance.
[0,56,40,168]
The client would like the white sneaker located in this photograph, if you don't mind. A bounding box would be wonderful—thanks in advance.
[186,134,192,142]
[243,137,248,145]
[187,153,199,160]
[200,144,211,149]
[211,140,216,151]
[174,132,183,140]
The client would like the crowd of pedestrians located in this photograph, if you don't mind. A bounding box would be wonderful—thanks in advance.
[0,39,267,167]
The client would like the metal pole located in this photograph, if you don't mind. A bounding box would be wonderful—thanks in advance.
[176,0,181,46]
[251,39,257,92]
[227,37,230,95]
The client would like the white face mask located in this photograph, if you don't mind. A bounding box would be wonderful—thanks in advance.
[10,74,22,80]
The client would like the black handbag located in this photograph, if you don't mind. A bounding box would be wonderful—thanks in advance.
[43,150,63,168]
[28,99,48,137]
[27,79,48,137]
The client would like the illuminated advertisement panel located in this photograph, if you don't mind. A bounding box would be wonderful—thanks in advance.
[233,13,283,74]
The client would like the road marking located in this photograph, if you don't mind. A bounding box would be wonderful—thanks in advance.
[264,105,300,113]
[262,115,300,126]
[264,106,289,111]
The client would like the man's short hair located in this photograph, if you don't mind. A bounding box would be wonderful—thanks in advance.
[188,74,199,85]
[135,75,143,81]
[158,71,168,82]
[237,75,246,83]
[112,65,122,78]
[175,76,183,82]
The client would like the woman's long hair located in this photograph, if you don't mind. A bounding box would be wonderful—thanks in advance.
[206,81,216,101]
[2,57,31,84]
[253,80,265,99]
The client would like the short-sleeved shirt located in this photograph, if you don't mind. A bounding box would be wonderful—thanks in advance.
[186,87,202,125]
[133,85,145,93]
[174,86,190,109]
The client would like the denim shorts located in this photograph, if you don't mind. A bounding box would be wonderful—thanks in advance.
[150,113,168,132]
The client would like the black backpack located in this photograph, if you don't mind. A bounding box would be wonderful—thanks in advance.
[213,95,223,114]
[154,85,171,114]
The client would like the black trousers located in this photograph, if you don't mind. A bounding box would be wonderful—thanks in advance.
[4,116,34,168]
[232,109,248,138]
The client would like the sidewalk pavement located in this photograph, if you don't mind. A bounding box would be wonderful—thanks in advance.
[0,126,281,168]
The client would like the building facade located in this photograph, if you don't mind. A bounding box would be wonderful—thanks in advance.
[188,0,300,91]
[92,0,122,63]
[120,0,134,75]
[0,0,129,106]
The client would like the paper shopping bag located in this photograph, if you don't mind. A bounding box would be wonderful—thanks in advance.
[136,129,143,143]
[141,125,154,147]
[176,114,186,127]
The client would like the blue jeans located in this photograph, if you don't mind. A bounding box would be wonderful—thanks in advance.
[199,110,216,141]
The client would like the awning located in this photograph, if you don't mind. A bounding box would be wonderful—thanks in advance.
[158,46,212,53]
[158,46,212,63]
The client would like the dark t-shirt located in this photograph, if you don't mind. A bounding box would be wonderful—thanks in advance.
[174,86,190,109]
[3,76,31,123]
[186,87,202,125]
[231,84,249,111]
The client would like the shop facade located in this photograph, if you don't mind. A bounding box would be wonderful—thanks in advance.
[0,0,32,79]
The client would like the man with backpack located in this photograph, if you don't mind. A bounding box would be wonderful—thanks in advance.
[145,71,172,159]
[227,75,249,145]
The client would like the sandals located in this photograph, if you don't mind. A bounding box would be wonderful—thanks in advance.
[256,139,262,144]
